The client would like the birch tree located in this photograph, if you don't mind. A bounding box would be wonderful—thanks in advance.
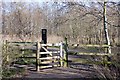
[103,1,111,53]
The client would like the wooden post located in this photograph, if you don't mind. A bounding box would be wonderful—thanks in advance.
[36,42,40,71]
[60,42,63,67]
[104,47,109,68]
[5,40,9,62]
[105,55,108,68]
[21,44,25,57]
[102,55,108,68]
[63,37,68,67]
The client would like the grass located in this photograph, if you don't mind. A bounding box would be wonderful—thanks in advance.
[2,67,26,78]
[2,44,31,78]
[16,58,36,65]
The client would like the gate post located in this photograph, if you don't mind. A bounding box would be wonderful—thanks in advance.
[63,37,68,67]
[5,40,9,62]
[60,42,63,67]
[36,41,40,71]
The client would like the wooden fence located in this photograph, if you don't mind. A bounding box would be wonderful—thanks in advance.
[3,40,68,71]
[68,44,115,68]
[3,40,119,71]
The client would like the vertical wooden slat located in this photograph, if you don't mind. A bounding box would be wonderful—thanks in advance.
[63,37,68,67]
[60,42,63,67]
[6,40,9,62]
[104,47,109,68]
[36,42,40,71]
[21,44,25,58]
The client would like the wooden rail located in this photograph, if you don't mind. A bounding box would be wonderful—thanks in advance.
[76,52,113,56]
[75,44,109,47]
[41,43,61,46]
[39,51,60,54]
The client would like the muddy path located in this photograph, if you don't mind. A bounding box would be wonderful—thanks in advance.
[20,54,102,79]
[22,67,99,78]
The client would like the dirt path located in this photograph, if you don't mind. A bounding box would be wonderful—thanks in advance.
[22,67,99,78]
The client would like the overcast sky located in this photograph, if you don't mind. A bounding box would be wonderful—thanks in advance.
[1,0,119,2]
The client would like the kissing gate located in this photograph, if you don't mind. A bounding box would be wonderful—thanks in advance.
[36,29,68,71]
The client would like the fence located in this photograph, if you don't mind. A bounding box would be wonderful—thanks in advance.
[68,44,115,68]
[3,40,68,71]
[3,39,120,71]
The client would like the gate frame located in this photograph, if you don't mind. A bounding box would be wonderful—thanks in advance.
[36,42,67,71]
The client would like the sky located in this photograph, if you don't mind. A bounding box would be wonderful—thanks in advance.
[1,0,120,2]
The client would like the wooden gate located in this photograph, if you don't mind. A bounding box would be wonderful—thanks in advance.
[36,42,64,71]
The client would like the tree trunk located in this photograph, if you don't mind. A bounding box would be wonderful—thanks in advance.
[103,1,111,53]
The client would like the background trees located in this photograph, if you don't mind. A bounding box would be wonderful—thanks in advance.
[1,1,119,45]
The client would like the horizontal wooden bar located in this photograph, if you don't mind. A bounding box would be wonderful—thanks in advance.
[7,43,36,47]
[77,53,113,56]
[41,43,61,47]
[52,51,60,53]
[39,51,60,54]
[40,61,52,64]
[40,61,59,65]
[39,56,60,60]
[7,41,36,44]
[40,65,53,68]
[71,44,110,47]
[20,57,36,58]
[39,64,60,69]
[71,58,109,65]
[53,64,61,67]
[7,42,36,47]
[13,64,27,68]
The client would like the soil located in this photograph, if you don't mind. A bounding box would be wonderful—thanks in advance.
[22,67,99,78]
